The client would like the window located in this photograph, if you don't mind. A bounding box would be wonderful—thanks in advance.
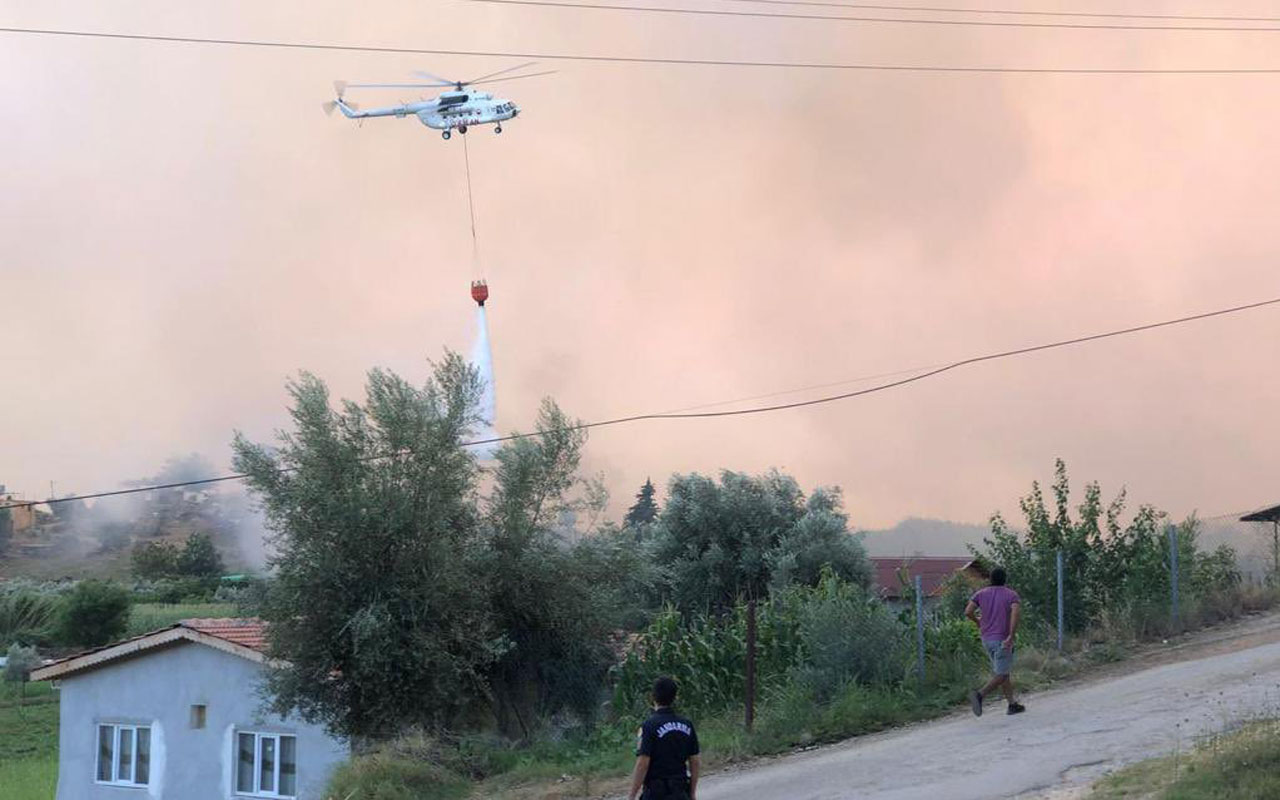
[190,704,207,729]
[237,732,297,797]
[96,724,150,786]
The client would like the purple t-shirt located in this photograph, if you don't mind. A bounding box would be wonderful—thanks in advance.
[971,585,1020,642]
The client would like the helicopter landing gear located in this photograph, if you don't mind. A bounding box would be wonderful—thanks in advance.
[494,124,503,134]
[458,125,468,135]
[442,130,451,140]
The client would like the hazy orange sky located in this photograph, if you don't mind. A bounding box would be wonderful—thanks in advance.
[2,1,1278,529]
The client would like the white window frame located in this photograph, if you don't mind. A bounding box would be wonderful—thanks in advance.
[235,731,297,798]
[95,723,150,787]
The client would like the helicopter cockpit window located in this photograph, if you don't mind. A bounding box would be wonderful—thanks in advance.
[439,95,468,107]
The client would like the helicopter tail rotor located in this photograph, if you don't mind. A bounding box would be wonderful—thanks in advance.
[323,81,350,116]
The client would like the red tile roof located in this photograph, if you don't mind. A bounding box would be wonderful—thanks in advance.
[180,618,268,653]
[871,557,983,599]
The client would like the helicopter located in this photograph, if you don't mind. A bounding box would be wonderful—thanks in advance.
[324,62,550,139]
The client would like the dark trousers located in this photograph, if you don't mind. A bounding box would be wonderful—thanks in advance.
[641,777,691,800]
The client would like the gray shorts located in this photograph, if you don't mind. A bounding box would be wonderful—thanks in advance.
[983,639,1014,676]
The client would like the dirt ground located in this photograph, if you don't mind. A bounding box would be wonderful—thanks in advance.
[688,612,1280,799]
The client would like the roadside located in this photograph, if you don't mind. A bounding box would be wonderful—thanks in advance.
[488,609,1280,799]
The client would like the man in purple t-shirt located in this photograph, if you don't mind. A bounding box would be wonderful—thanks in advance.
[965,566,1026,717]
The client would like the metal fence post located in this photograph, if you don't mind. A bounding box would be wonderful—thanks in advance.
[914,574,925,682]
[1168,524,1181,633]
[1056,549,1065,653]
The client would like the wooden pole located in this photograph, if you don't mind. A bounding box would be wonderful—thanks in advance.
[745,596,757,732]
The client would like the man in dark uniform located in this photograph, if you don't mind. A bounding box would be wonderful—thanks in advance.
[628,676,701,800]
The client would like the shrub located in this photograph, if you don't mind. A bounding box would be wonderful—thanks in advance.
[0,592,62,648]
[57,581,130,648]
[790,569,908,700]
[4,642,40,683]
[326,733,471,800]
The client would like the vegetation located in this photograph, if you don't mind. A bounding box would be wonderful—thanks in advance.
[126,602,239,636]
[56,580,130,648]
[0,506,12,557]
[978,459,1245,642]
[0,590,62,648]
[1092,720,1280,799]
[5,643,40,683]
[624,478,659,528]
[0,680,58,800]
[131,532,226,580]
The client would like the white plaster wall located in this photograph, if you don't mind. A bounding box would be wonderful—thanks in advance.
[53,643,347,800]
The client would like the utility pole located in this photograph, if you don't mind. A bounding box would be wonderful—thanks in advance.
[914,574,925,682]
[1056,549,1065,653]
[744,595,756,732]
[1168,524,1181,634]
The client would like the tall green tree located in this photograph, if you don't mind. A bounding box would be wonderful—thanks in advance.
[58,581,130,648]
[178,532,225,577]
[624,478,659,528]
[653,470,871,615]
[232,355,502,741]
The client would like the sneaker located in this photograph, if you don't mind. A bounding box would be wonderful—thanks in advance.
[1007,702,1026,715]
[970,690,983,717]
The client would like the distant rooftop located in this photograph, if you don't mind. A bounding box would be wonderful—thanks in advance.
[870,556,986,600]
[1241,504,1280,523]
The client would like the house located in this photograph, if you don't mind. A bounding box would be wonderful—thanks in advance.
[31,619,347,800]
[870,557,988,605]
[0,485,36,533]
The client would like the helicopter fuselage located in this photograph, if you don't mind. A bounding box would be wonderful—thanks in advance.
[336,90,519,137]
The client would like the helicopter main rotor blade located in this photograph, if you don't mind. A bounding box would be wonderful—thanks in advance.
[411,70,458,86]
[469,69,557,87]
[346,83,443,89]
[464,61,539,85]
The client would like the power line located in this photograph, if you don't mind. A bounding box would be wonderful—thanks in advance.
[722,0,1280,24]
[5,26,1280,74]
[467,0,1280,32]
[5,295,1278,511]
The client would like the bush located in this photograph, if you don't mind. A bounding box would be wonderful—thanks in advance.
[0,592,62,648]
[4,642,40,682]
[57,581,130,648]
[326,733,471,800]
[790,569,908,700]
[177,532,224,578]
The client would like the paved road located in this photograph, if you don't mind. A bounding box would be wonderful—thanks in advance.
[699,634,1280,799]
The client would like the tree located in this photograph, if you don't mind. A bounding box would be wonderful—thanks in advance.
[482,401,619,737]
[652,469,871,731]
[232,355,503,741]
[58,581,130,648]
[653,470,871,616]
[624,478,659,528]
[178,532,225,578]
[4,642,40,683]
[132,541,181,579]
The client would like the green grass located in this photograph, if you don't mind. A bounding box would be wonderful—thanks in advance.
[0,680,59,800]
[0,756,57,799]
[1092,720,1280,799]
[126,602,239,636]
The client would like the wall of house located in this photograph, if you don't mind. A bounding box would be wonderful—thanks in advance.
[54,642,347,800]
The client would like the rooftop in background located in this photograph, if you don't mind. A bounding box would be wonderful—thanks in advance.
[31,618,267,682]
[1241,504,1280,523]
[870,557,987,600]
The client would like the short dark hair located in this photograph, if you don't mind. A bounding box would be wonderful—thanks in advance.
[990,567,1007,586]
[653,676,678,706]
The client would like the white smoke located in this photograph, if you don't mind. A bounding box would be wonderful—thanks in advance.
[470,305,498,460]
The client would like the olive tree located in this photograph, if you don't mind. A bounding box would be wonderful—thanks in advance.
[232,355,502,741]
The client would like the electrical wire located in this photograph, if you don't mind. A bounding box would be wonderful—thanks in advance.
[466,0,1280,32]
[722,0,1280,24]
[4,295,1278,511]
[6,26,1280,73]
